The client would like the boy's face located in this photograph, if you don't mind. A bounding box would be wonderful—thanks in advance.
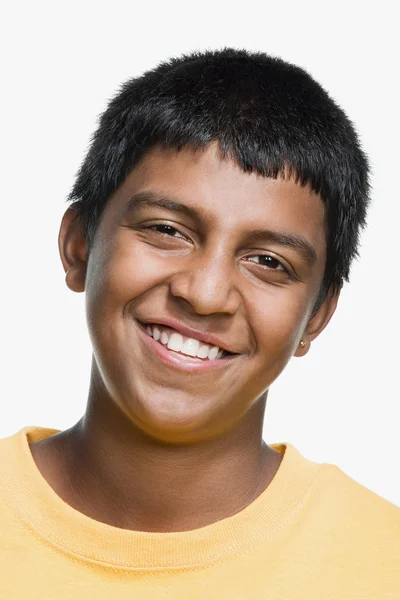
[61,143,337,443]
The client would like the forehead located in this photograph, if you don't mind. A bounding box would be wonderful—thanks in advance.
[111,143,327,256]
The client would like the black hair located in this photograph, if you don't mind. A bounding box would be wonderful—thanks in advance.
[68,47,370,299]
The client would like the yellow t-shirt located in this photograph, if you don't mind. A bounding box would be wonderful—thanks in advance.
[0,426,399,598]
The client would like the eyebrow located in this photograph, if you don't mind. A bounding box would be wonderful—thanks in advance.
[124,191,317,267]
[125,191,213,226]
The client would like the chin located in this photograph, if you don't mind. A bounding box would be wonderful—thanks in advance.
[119,388,227,445]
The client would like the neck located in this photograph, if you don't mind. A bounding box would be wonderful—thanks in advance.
[31,378,282,533]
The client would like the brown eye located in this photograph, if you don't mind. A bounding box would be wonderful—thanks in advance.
[145,224,186,239]
[247,255,286,272]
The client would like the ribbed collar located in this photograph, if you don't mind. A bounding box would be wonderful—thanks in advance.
[0,426,320,571]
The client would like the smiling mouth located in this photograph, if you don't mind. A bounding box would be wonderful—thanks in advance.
[138,320,233,361]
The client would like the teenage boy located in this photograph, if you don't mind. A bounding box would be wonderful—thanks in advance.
[0,48,399,598]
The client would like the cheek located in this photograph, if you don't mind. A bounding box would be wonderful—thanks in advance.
[87,235,167,310]
[251,289,310,358]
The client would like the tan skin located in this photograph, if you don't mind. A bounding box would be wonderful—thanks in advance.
[30,143,338,532]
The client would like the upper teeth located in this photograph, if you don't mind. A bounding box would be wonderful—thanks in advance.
[145,324,224,360]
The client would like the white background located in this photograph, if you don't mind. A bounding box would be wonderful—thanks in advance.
[1,1,399,505]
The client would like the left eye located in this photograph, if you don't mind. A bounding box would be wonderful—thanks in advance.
[246,255,286,271]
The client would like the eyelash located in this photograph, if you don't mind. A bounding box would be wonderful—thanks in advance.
[141,224,289,274]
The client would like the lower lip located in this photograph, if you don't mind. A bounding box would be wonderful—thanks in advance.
[135,321,237,374]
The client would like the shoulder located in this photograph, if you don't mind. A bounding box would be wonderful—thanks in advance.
[0,426,59,515]
[312,462,399,558]
[317,462,399,517]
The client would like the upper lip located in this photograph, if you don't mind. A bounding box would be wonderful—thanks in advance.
[137,317,238,354]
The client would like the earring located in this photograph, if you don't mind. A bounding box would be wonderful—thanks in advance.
[300,339,306,348]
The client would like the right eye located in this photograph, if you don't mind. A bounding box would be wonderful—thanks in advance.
[142,224,187,239]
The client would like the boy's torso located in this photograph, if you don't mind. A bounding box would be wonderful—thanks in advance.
[0,427,399,599]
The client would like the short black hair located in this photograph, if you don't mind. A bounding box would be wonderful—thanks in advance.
[68,47,370,297]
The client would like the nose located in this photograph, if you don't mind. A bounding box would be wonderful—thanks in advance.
[169,247,241,316]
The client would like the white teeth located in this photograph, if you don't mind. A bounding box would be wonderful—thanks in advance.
[208,346,219,361]
[167,333,183,352]
[146,324,226,360]
[197,344,210,359]
[182,338,200,357]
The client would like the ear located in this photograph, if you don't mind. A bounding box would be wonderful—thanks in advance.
[58,207,88,293]
[294,287,340,357]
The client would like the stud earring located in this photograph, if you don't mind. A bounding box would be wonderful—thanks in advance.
[300,339,306,348]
